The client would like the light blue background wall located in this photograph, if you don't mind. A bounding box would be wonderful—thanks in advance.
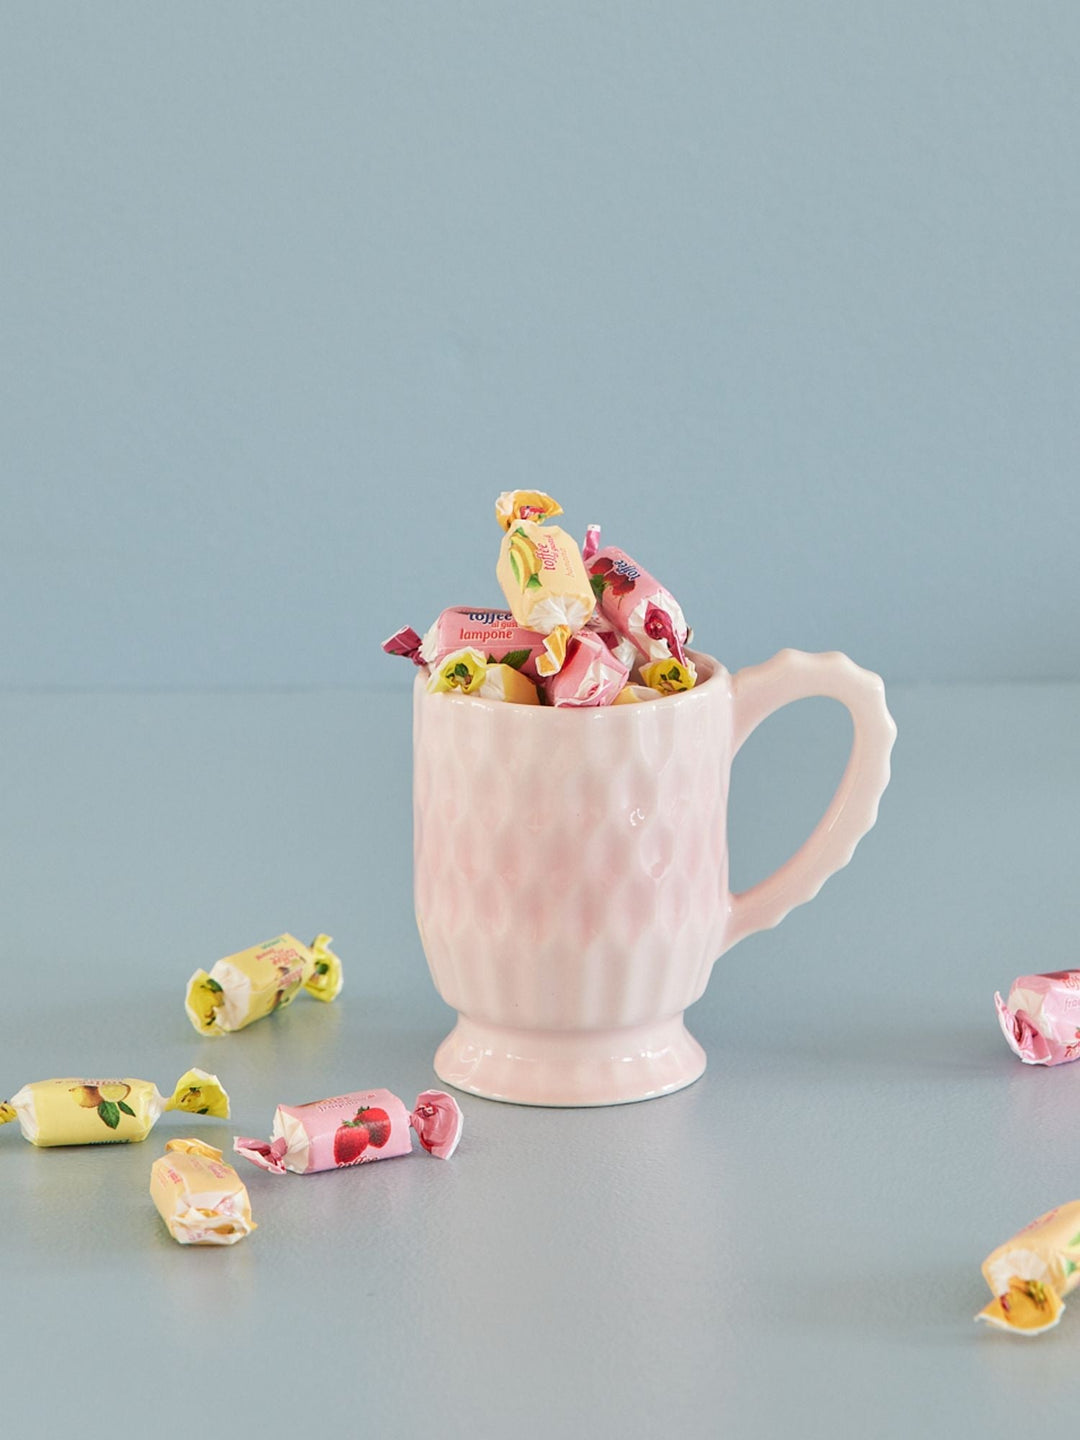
[2,2,1077,689]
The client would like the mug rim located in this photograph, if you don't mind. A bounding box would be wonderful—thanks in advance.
[414,648,727,715]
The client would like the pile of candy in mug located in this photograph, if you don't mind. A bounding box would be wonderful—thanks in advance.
[382,491,698,705]
[0,935,463,1246]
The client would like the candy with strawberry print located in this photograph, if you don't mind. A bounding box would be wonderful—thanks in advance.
[233,1088,463,1175]
[995,971,1080,1066]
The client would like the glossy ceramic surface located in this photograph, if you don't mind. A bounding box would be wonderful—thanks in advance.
[414,649,896,1105]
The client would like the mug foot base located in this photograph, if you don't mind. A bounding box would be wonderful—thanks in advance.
[433,1014,706,1107]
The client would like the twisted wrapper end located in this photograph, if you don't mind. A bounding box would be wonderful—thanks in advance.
[410,1090,464,1159]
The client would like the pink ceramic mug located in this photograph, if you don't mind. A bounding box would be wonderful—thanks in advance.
[414,649,896,1106]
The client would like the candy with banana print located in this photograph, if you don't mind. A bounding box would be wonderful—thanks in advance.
[495,491,595,641]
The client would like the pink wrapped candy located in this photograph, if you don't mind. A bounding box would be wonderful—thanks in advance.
[584,612,642,673]
[234,1088,463,1174]
[996,972,1080,1066]
[544,629,629,708]
[585,534,690,665]
[382,607,559,681]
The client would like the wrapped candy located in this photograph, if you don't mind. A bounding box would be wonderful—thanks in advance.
[585,533,692,672]
[640,656,698,696]
[544,629,629,708]
[0,1069,229,1147]
[234,1088,463,1175]
[494,492,595,660]
[612,685,660,704]
[381,625,427,667]
[976,1202,1080,1334]
[151,1138,256,1246]
[584,613,642,673]
[995,972,1080,1065]
[427,648,540,704]
[186,933,343,1037]
[383,607,560,682]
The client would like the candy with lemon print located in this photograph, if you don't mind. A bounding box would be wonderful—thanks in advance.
[0,1069,229,1146]
[427,649,540,705]
[68,1081,137,1131]
[639,656,698,696]
[185,933,344,1036]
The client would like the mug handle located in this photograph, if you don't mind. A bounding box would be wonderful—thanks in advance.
[721,649,897,955]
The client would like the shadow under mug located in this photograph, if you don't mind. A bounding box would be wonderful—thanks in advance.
[413,648,896,1106]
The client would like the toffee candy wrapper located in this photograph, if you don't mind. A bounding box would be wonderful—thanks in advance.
[151,1138,255,1246]
[381,624,427,667]
[186,932,343,1036]
[544,629,630,708]
[585,535,691,669]
[421,607,556,681]
[427,648,540,705]
[383,609,558,682]
[0,1069,229,1147]
[234,1088,463,1175]
[995,971,1080,1065]
[495,490,595,643]
[976,1202,1080,1335]
[612,684,659,705]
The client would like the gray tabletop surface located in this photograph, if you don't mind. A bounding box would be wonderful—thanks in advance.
[1,678,1078,1438]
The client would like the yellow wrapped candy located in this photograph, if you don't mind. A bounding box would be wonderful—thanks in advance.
[427,648,540,704]
[186,933,343,1036]
[977,1202,1080,1335]
[639,656,698,696]
[494,491,595,645]
[0,1069,229,1147]
[151,1138,256,1246]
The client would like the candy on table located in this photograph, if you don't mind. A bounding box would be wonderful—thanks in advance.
[151,1138,256,1246]
[976,1202,1080,1334]
[186,933,343,1037]
[995,971,1080,1066]
[0,1069,229,1147]
[494,491,595,667]
[543,628,629,708]
[427,648,540,704]
[234,1088,463,1174]
[584,528,692,672]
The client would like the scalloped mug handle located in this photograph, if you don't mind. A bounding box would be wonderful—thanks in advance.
[720,650,897,955]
